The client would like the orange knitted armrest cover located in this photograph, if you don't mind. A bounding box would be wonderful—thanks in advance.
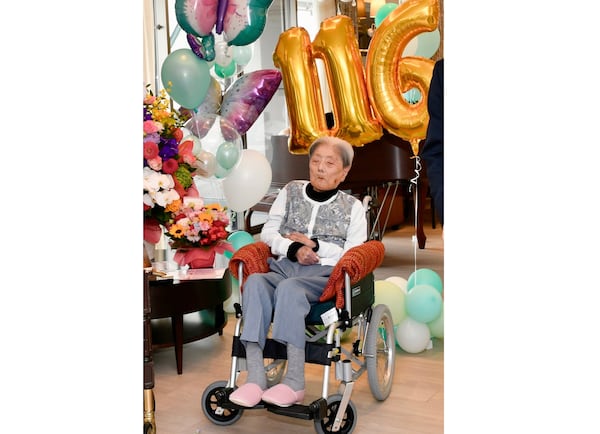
[319,240,385,309]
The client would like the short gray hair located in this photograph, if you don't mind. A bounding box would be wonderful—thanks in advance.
[308,136,354,168]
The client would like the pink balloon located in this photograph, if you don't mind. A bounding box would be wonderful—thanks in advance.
[220,69,282,134]
[222,0,247,41]
[176,0,218,37]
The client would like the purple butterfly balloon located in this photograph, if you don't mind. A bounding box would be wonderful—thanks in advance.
[220,69,282,135]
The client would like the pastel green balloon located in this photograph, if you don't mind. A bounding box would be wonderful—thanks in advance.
[427,305,444,338]
[374,3,398,27]
[227,231,255,251]
[216,141,241,170]
[414,28,441,59]
[232,44,253,67]
[405,284,442,323]
[407,268,443,294]
[161,49,211,109]
[214,60,236,79]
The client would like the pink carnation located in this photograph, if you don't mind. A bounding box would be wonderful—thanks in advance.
[143,120,163,134]
[147,157,162,171]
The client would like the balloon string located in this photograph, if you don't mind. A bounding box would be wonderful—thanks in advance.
[409,155,422,275]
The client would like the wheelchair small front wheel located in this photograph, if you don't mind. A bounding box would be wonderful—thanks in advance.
[265,358,287,388]
[365,304,396,400]
[201,380,244,426]
[313,394,357,434]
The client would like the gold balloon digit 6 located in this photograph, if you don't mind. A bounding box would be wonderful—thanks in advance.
[274,15,382,154]
[366,0,440,154]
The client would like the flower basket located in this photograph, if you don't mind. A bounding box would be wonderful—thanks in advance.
[173,242,234,269]
[173,247,216,269]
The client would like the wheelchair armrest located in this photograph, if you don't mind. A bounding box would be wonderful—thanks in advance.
[227,241,272,282]
[319,240,385,309]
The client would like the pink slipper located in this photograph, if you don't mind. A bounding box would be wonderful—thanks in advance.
[261,384,305,407]
[229,383,265,407]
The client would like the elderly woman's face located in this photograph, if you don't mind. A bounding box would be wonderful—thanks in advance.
[309,142,350,192]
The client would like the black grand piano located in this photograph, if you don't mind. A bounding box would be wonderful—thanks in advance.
[245,130,429,248]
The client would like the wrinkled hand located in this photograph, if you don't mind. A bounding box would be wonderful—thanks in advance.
[285,232,317,249]
[295,245,320,265]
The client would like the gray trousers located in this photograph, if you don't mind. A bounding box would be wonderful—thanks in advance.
[240,257,333,349]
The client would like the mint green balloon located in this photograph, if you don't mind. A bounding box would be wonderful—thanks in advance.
[414,29,441,59]
[405,284,442,323]
[227,230,255,251]
[407,268,443,294]
[374,3,398,27]
[216,141,241,170]
[232,45,253,67]
[161,49,211,109]
[214,60,236,78]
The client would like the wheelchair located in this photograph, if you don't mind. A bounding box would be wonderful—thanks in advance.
[201,240,395,434]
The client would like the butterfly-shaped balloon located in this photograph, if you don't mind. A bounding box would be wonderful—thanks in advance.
[176,0,273,47]
[186,69,282,136]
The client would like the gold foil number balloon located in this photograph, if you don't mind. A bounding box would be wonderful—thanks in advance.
[273,15,382,154]
[366,0,440,155]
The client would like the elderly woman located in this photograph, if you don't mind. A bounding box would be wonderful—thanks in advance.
[229,136,367,408]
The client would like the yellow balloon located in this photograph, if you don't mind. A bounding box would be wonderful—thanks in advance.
[366,0,440,153]
[273,15,382,153]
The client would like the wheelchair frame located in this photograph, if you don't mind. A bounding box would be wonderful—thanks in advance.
[201,261,396,433]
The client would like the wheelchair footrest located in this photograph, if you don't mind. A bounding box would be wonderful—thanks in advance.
[266,398,327,420]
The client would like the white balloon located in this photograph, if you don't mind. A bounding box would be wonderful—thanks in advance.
[395,317,431,354]
[222,149,272,212]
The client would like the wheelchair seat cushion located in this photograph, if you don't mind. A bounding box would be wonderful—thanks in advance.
[305,300,336,325]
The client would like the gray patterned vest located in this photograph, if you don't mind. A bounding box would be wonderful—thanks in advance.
[279,181,356,248]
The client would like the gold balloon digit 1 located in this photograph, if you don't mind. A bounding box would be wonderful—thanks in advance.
[366,0,440,153]
[312,15,382,147]
[273,27,329,154]
[274,15,382,153]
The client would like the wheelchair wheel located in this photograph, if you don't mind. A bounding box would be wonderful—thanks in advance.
[201,380,244,426]
[265,358,287,388]
[365,304,396,400]
[313,394,357,434]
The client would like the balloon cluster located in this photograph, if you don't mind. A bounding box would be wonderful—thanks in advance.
[374,268,444,354]
[164,0,274,100]
[157,1,280,214]
[273,0,440,156]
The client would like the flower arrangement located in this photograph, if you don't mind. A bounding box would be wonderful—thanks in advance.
[143,86,232,262]
[167,197,230,249]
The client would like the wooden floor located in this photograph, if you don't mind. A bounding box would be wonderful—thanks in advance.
[149,222,444,433]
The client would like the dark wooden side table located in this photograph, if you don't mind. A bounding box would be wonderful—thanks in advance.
[148,269,232,375]
[143,270,156,433]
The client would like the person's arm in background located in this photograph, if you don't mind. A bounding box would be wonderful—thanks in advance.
[420,58,444,226]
